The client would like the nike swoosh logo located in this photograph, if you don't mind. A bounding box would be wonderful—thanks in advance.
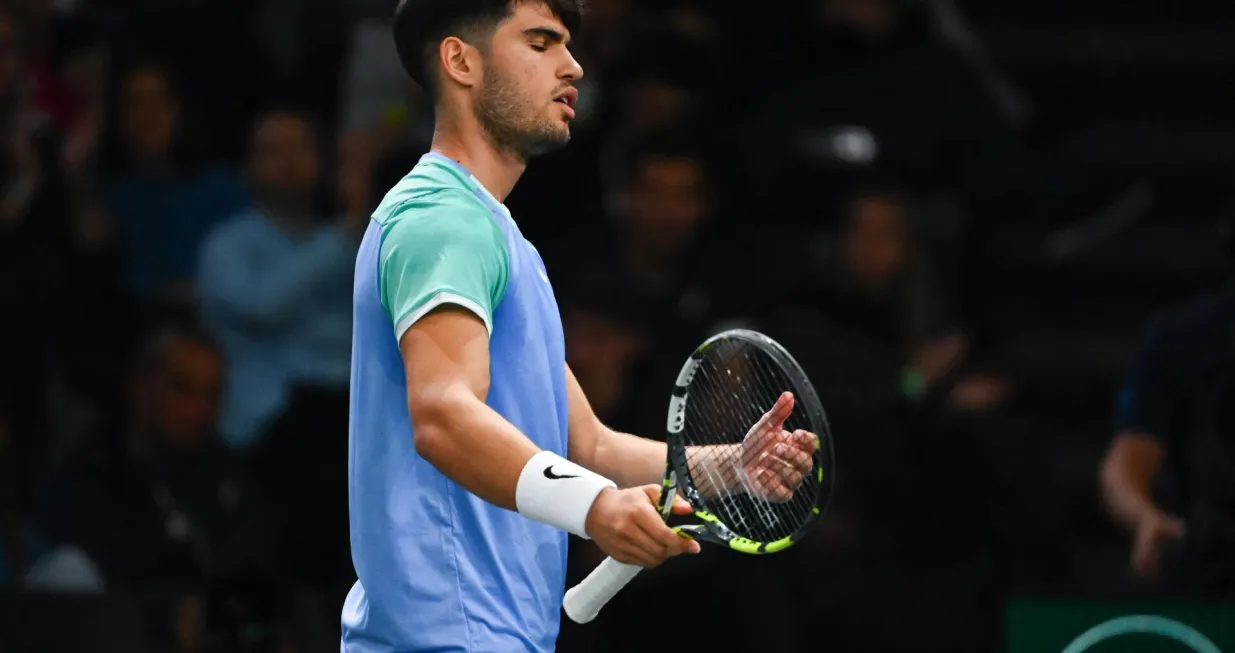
[543,466,579,480]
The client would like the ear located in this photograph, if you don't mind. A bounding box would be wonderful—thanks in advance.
[439,36,482,89]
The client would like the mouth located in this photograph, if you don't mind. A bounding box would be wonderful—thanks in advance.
[553,88,579,118]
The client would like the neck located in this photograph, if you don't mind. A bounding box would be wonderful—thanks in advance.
[430,111,525,202]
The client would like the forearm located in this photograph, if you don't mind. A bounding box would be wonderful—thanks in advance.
[412,386,542,511]
[1101,463,1161,530]
[1100,436,1164,530]
[590,428,666,488]
[591,428,740,496]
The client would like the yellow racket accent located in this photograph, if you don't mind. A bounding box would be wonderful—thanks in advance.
[691,510,800,554]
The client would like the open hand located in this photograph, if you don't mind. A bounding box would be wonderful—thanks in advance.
[738,392,818,502]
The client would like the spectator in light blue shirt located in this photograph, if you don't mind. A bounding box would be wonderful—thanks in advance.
[198,106,363,449]
[103,62,251,307]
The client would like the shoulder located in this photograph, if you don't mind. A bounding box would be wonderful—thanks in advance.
[373,159,486,224]
[378,191,504,255]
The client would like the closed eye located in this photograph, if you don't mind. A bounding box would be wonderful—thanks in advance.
[524,26,568,53]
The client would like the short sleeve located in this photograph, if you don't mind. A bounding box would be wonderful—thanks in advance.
[379,193,509,340]
[1115,321,1184,444]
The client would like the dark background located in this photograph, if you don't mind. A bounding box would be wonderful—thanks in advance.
[2,0,1235,651]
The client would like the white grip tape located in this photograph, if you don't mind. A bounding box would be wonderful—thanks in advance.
[562,557,643,624]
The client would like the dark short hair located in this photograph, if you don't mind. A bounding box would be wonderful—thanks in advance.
[393,0,585,92]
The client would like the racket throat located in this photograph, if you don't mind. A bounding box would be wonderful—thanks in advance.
[673,524,727,545]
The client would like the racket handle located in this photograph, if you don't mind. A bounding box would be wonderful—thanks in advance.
[562,557,643,624]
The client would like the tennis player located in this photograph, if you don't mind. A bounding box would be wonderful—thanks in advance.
[342,1,819,651]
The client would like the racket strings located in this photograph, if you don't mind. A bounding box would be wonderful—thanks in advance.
[681,343,821,543]
[744,350,821,521]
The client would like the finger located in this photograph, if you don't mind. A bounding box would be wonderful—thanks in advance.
[760,476,795,502]
[793,429,819,453]
[636,506,698,556]
[615,546,660,568]
[643,515,692,555]
[779,467,805,489]
[755,392,795,433]
[774,442,813,474]
[750,466,793,501]
[756,449,805,486]
[670,495,694,516]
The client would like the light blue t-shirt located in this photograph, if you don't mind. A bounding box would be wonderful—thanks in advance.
[342,153,570,653]
[198,209,357,448]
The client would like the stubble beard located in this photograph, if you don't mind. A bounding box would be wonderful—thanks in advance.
[474,66,571,162]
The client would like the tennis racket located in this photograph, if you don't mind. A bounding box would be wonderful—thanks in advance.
[562,328,835,624]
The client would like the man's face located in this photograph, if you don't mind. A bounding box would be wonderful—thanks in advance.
[844,195,907,287]
[626,157,707,253]
[135,339,223,451]
[123,69,178,160]
[622,79,691,138]
[473,2,584,159]
[250,112,321,204]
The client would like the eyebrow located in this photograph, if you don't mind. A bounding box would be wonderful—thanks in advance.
[523,27,570,46]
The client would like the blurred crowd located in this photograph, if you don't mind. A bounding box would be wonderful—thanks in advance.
[1,0,1233,652]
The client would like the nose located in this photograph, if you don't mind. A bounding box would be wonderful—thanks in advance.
[562,49,584,82]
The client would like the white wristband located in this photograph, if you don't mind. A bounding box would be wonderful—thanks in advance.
[515,451,616,539]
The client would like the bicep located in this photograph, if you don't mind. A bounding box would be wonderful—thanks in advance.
[400,306,492,415]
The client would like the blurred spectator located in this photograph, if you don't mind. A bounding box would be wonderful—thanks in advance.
[559,131,733,346]
[0,6,63,237]
[1,5,133,460]
[198,106,359,449]
[198,107,359,598]
[1101,281,1235,596]
[744,0,1028,312]
[765,185,1006,417]
[101,61,249,310]
[31,15,107,142]
[47,16,108,182]
[0,407,47,591]
[510,34,713,241]
[1,404,103,594]
[53,323,276,646]
[560,280,651,432]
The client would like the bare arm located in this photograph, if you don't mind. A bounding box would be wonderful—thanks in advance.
[403,307,540,510]
[1100,432,1166,531]
[565,364,666,488]
[565,366,812,501]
